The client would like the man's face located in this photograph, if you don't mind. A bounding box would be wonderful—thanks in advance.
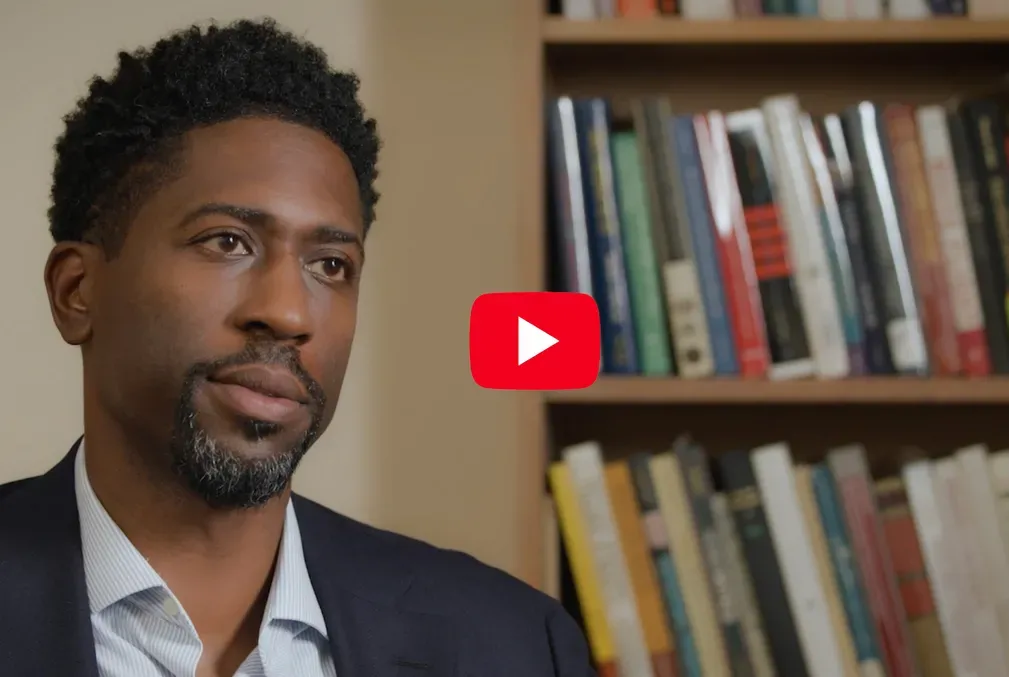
[79,117,364,508]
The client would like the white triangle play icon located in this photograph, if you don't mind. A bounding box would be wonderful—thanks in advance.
[518,317,559,366]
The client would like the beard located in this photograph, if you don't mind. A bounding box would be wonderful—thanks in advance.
[168,341,326,509]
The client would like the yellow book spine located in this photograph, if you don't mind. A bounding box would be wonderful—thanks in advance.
[548,461,616,666]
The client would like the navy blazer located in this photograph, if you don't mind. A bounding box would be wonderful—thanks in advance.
[0,439,596,677]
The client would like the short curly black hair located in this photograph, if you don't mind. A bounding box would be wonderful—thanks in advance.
[48,17,381,255]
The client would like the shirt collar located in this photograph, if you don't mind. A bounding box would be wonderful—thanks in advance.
[74,441,328,637]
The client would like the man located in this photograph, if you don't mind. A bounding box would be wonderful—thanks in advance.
[0,17,595,677]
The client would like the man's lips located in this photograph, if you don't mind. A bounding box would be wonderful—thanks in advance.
[205,365,310,423]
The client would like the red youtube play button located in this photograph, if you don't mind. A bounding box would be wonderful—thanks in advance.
[469,292,600,391]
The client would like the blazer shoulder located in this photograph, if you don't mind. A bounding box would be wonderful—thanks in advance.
[293,493,564,618]
[0,476,35,503]
[293,494,595,674]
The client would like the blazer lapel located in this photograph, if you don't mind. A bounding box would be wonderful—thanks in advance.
[0,439,99,677]
[295,497,460,677]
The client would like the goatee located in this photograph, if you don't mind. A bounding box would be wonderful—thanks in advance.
[168,341,326,509]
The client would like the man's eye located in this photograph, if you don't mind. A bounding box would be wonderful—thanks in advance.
[202,233,252,256]
[308,257,351,282]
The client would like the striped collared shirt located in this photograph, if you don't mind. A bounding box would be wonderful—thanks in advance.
[73,444,337,677]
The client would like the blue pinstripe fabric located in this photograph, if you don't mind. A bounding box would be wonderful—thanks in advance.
[74,444,337,677]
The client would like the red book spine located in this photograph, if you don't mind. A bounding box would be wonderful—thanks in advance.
[836,471,918,677]
[883,104,961,376]
[694,113,770,378]
[617,0,659,16]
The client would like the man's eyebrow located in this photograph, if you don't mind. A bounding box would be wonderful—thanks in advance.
[178,202,364,253]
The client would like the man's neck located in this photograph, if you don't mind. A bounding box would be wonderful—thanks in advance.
[81,427,287,668]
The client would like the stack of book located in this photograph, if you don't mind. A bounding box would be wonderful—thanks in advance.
[546,88,1009,380]
[549,438,1009,677]
[553,0,987,20]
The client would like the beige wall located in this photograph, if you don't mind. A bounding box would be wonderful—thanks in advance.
[0,0,530,579]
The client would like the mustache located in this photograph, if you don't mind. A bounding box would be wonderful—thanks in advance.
[189,341,327,412]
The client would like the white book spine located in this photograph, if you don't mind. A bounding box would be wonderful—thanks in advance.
[850,0,885,17]
[818,0,850,18]
[801,112,864,373]
[888,0,931,17]
[903,460,979,677]
[858,102,929,371]
[680,0,736,18]
[751,442,847,677]
[989,450,1009,563]
[935,458,1009,677]
[761,95,850,379]
[563,442,656,677]
[561,0,597,19]
[956,445,1009,668]
[916,106,988,348]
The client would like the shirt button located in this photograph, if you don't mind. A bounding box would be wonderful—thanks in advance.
[162,597,181,618]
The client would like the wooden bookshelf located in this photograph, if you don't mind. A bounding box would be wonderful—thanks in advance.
[515,1,1009,600]
[546,376,1009,404]
[542,16,1009,44]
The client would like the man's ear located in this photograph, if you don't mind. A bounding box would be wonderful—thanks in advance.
[44,241,101,346]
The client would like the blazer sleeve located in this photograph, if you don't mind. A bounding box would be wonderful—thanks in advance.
[545,603,599,677]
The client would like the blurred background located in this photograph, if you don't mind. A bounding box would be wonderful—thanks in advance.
[6,0,1009,675]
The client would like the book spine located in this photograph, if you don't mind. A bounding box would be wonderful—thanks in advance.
[850,0,885,16]
[635,98,716,379]
[695,113,771,378]
[752,443,848,677]
[649,453,733,676]
[961,100,1009,366]
[843,102,929,374]
[801,112,868,375]
[734,0,765,15]
[718,450,809,677]
[794,465,864,676]
[945,106,1009,372]
[575,98,640,374]
[547,98,595,297]
[933,458,1009,676]
[954,445,1009,663]
[810,464,887,677]
[617,0,659,16]
[611,131,675,375]
[820,114,896,374]
[883,104,962,375]
[671,115,740,375]
[875,476,955,677]
[916,105,992,376]
[819,0,850,17]
[726,109,815,380]
[761,94,851,379]
[547,462,621,677]
[828,445,918,677]
[564,442,656,677]
[628,453,703,677]
[607,462,680,677]
[901,460,977,677]
[710,493,777,677]
[676,441,755,676]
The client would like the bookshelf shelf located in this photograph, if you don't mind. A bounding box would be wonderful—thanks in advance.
[546,376,1009,404]
[542,17,1009,45]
